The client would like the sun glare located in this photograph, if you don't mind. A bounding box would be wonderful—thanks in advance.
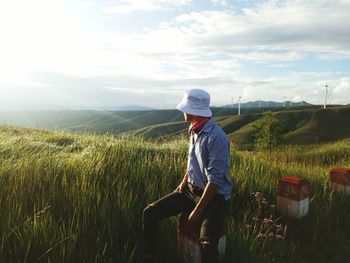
[0,0,90,83]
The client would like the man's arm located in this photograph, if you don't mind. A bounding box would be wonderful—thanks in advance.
[175,171,188,193]
[187,181,217,225]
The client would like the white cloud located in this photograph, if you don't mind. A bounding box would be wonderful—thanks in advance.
[107,86,179,94]
[334,80,350,94]
[211,0,229,7]
[102,0,193,14]
[242,86,255,100]
[102,0,350,72]
[96,0,350,101]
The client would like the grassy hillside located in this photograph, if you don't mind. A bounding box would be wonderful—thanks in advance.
[230,106,350,146]
[282,107,350,143]
[0,106,316,133]
[1,125,350,262]
[131,121,188,138]
[0,109,202,132]
[0,106,349,146]
[131,106,350,146]
[0,110,184,133]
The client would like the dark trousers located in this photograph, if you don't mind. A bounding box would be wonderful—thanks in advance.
[142,185,226,263]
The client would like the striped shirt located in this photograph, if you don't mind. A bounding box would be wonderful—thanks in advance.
[187,118,233,200]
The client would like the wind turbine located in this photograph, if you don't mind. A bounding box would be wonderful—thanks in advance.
[237,96,242,116]
[328,86,333,105]
[324,84,328,109]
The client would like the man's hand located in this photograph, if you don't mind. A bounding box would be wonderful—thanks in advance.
[175,180,188,193]
[187,208,202,226]
[187,182,217,225]
[175,171,188,193]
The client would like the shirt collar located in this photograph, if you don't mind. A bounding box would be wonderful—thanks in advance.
[197,118,214,134]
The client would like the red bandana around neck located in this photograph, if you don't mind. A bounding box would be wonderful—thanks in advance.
[189,117,209,134]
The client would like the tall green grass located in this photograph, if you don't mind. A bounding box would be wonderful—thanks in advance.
[0,125,350,262]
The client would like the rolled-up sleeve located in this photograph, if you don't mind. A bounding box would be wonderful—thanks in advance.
[204,135,230,189]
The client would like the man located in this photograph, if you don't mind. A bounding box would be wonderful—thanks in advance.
[142,89,233,263]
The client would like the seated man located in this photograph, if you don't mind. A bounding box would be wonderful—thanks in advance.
[142,88,233,263]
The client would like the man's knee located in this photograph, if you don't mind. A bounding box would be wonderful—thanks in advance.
[200,240,219,263]
[143,203,157,222]
[200,240,216,251]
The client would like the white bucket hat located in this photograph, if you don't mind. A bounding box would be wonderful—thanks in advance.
[176,89,212,117]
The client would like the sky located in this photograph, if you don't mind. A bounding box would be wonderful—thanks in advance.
[0,0,349,110]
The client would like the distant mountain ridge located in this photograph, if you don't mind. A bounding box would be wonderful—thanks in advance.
[220,100,312,108]
[102,105,154,111]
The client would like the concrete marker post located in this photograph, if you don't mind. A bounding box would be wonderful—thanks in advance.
[177,212,227,263]
[329,168,350,193]
[276,176,309,218]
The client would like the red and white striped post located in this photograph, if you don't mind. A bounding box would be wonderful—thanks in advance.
[330,168,350,193]
[276,176,309,218]
[177,212,227,263]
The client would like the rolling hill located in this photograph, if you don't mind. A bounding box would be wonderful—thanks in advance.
[130,106,350,146]
[0,108,275,133]
[0,110,185,133]
[230,106,350,145]
[0,106,349,145]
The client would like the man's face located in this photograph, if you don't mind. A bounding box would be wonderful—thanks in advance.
[184,113,194,122]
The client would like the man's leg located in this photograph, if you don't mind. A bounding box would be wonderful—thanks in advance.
[142,189,195,259]
[199,194,226,263]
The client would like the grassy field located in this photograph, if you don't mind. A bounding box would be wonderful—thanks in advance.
[0,125,350,262]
